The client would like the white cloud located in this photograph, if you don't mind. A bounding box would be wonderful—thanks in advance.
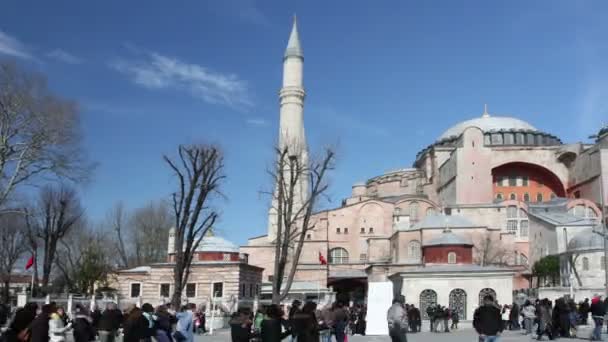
[111,51,251,108]
[246,118,268,126]
[0,30,32,59]
[46,49,82,64]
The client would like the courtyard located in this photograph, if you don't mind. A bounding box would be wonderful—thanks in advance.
[196,325,600,342]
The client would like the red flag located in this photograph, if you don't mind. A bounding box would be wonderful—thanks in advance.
[319,252,327,265]
[25,255,34,270]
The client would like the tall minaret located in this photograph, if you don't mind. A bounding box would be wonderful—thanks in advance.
[267,17,309,241]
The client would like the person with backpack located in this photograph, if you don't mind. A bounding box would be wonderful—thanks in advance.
[387,296,407,342]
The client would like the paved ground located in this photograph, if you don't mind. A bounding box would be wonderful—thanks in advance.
[195,325,600,342]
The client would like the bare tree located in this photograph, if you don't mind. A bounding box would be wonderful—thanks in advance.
[270,146,334,304]
[28,185,83,290]
[107,202,130,268]
[473,232,511,266]
[131,201,172,265]
[164,144,224,307]
[54,221,114,295]
[0,60,92,210]
[0,213,28,303]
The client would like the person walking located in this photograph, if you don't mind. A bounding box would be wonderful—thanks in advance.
[332,302,348,342]
[292,302,319,342]
[590,295,605,341]
[49,305,71,342]
[537,299,554,341]
[0,303,38,342]
[387,296,408,342]
[260,304,291,342]
[287,300,301,342]
[580,298,590,325]
[450,309,459,330]
[229,308,253,342]
[501,305,511,331]
[71,305,95,342]
[30,304,54,342]
[154,305,173,342]
[123,306,154,342]
[318,303,334,342]
[97,302,122,342]
[473,295,503,342]
[175,305,194,342]
[521,300,536,335]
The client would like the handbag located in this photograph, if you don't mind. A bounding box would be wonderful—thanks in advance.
[173,331,187,341]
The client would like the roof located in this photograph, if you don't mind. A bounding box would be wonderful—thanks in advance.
[196,236,239,253]
[567,229,604,253]
[119,266,151,273]
[528,210,595,226]
[284,16,303,59]
[422,230,473,247]
[410,214,480,230]
[393,264,517,274]
[439,114,537,140]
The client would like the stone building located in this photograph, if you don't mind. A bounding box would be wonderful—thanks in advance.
[241,17,608,314]
[115,233,263,309]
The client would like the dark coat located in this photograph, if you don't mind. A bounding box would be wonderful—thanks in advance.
[473,304,503,336]
[97,309,123,331]
[292,311,319,342]
[123,315,154,342]
[29,315,50,342]
[72,315,95,342]
[260,318,290,342]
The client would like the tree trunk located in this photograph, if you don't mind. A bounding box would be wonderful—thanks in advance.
[2,279,10,304]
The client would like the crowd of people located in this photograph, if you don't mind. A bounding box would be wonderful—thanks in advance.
[227,300,367,342]
[0,301,208,342]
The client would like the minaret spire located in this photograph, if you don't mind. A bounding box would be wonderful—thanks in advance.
[285,15,303,59]
[482,104,490,118]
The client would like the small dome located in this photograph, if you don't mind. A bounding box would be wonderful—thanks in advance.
[423,230,473,247]
[196,236,239,253]
[567,229,603,253]
[439,115,537,141]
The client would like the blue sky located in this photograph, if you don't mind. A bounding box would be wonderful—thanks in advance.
[1,1,607,245]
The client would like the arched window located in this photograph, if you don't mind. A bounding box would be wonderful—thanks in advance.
[496,193,504,201]
[574,204,585,217]
[582,257,589,271]
[449,289,467,320]
[479,288,497,306]
[448,252,457,264]
[420,289,438,319]
[329,248,349,264]
[408,240,421,261]
[509,193,517,200]
[523,193,530,202]
[536,193,543,202]
[587,207,598,219]
[409,202,419,222]
[426,207,437,217]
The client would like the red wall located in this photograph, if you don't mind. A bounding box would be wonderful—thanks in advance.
[492,162,565,202]
[423,246,472,264]
[198,252,240,262]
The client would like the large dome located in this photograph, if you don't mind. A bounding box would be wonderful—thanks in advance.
[439,115,537,141]
[195,236,239,253]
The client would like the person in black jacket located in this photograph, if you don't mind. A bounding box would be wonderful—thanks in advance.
[473,295,503,342]
[230,308,253,342]
[1,302,38,342]
[72,305,95,342]
[123,306,154,342]
[261,305,290,342]
[97,303,123,342]
[30,304,53,342]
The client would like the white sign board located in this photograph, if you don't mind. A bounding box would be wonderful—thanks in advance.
[366,281,393,335]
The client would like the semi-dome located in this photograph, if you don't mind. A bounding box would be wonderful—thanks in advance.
[439,115,537,141]
[567,229,603,253]
[195,236,239,253]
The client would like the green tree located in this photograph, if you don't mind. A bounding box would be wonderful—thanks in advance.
[532,255,560,287]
